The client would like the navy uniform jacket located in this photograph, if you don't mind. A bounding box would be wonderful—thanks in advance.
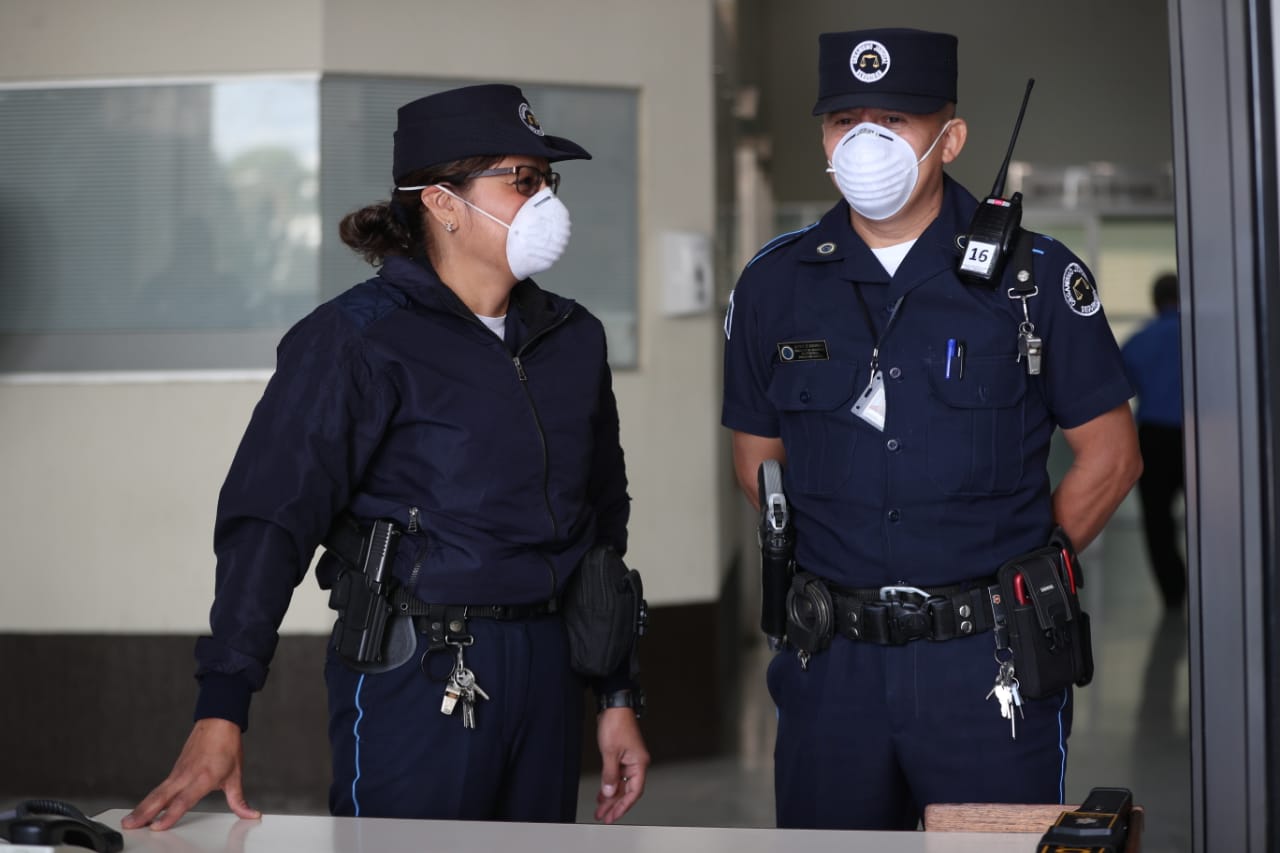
[722,178,1131,590]
[195,255,629,728]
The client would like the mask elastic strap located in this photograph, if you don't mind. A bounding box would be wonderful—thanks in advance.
[915,119,956,165]
[396,184,512,231]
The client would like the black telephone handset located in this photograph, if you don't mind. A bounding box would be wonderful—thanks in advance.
[0,799,124,853]
[958,78,1035,286]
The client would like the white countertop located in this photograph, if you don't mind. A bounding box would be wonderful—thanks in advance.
[81,810,1043,853]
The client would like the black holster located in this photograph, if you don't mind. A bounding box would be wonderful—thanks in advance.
[319,516,413,673]
[561,545,647,679]
[757,459,795,648]
[994,527,1094,698]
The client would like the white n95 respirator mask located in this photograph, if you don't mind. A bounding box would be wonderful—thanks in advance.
[827,120,954,221]
[432,185,572,281]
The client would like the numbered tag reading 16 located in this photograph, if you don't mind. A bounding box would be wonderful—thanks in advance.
[960,240,1000,275]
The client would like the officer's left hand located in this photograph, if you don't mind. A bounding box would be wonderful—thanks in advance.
[594,707,649,823]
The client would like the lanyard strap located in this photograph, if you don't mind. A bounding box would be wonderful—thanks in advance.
[851,283,904,381]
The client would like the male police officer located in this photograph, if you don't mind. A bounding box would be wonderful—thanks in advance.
[721,28,1141,830]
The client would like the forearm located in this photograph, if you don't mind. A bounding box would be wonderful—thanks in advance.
[1052,462,1136,551]
[1053,404,1143,551]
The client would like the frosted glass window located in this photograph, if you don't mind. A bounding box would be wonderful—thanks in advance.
[0,76,638,371]
[0,77,319,370]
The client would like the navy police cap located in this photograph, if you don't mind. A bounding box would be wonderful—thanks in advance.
[393,84,590,182]
[812,28,958,116]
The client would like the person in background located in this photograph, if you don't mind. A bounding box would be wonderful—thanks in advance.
[1121,272,1185,609]
[123,83,648,831]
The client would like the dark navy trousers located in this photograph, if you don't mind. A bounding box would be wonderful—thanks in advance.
[325,615,584,822]
[769,632,1071,829]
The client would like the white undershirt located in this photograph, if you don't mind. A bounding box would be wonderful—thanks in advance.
[870,239,917,277]
[477,313,507,340]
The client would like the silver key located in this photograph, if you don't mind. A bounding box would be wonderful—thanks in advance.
[986,659,1023,739]
[454,668,490,702]
[441,644,469,717]
[454,667,489,730]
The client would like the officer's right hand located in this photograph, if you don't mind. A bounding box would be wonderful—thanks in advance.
[122,718,262,831]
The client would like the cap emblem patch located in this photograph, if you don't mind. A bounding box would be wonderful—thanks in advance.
[851,40,891,83]
[519,103,545,136]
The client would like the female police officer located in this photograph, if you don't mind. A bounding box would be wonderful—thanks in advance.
[124,83,648,830]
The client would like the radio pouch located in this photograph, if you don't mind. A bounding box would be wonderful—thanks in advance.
[996,534,1094,699]
[562,545,646,679]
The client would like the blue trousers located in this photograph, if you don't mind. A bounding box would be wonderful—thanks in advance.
[769,632,1072,829]
[325,615,584,821]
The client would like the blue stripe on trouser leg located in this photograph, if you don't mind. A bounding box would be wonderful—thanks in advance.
[769,634,1073,830]
[351,673,366,816]
[325,617,584,821]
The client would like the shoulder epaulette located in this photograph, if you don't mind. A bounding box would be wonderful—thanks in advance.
[746,223,819,268]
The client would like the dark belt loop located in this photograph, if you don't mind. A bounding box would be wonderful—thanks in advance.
[929,596,956,641]
[861,602,890,644]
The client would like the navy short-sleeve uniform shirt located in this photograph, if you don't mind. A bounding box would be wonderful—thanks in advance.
[722,178,1132,589]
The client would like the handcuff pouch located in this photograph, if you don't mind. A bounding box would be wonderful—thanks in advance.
[784,571,835,656]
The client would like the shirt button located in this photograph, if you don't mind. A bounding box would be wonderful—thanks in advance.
[799,391,810,403]
[888,509,901,523]
[888,366,902,379]
[886,438,900,451]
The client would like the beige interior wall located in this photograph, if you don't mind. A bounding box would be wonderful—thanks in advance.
[0,0,722,634]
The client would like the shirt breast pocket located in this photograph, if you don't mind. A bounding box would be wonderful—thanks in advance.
[925,354,1027,495]
[766,360,860,496]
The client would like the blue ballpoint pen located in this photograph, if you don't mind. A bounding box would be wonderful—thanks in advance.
[945,338,957,379]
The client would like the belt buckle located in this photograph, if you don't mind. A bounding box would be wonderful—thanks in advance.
[879,586,936,644]
[878,585,931,605]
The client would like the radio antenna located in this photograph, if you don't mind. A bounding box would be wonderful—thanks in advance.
[990,78,1035,198]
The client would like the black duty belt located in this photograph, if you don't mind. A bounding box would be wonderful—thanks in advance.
[830,579,996,645]
[391,588,559,622]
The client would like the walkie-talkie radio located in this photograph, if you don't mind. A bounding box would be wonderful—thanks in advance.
[958,78,1035,285]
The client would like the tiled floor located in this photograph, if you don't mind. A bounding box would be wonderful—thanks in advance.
[579,494,1192,851]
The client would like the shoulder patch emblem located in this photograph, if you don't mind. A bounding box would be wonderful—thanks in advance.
[1062,262,1101,317]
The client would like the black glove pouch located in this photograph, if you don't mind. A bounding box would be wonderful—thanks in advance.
[996,536,1094,699]
[562,545,646,679]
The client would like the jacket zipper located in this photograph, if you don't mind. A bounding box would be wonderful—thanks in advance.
[512,308,574,542]
[405,506,426,590]
[446,300,575,601]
